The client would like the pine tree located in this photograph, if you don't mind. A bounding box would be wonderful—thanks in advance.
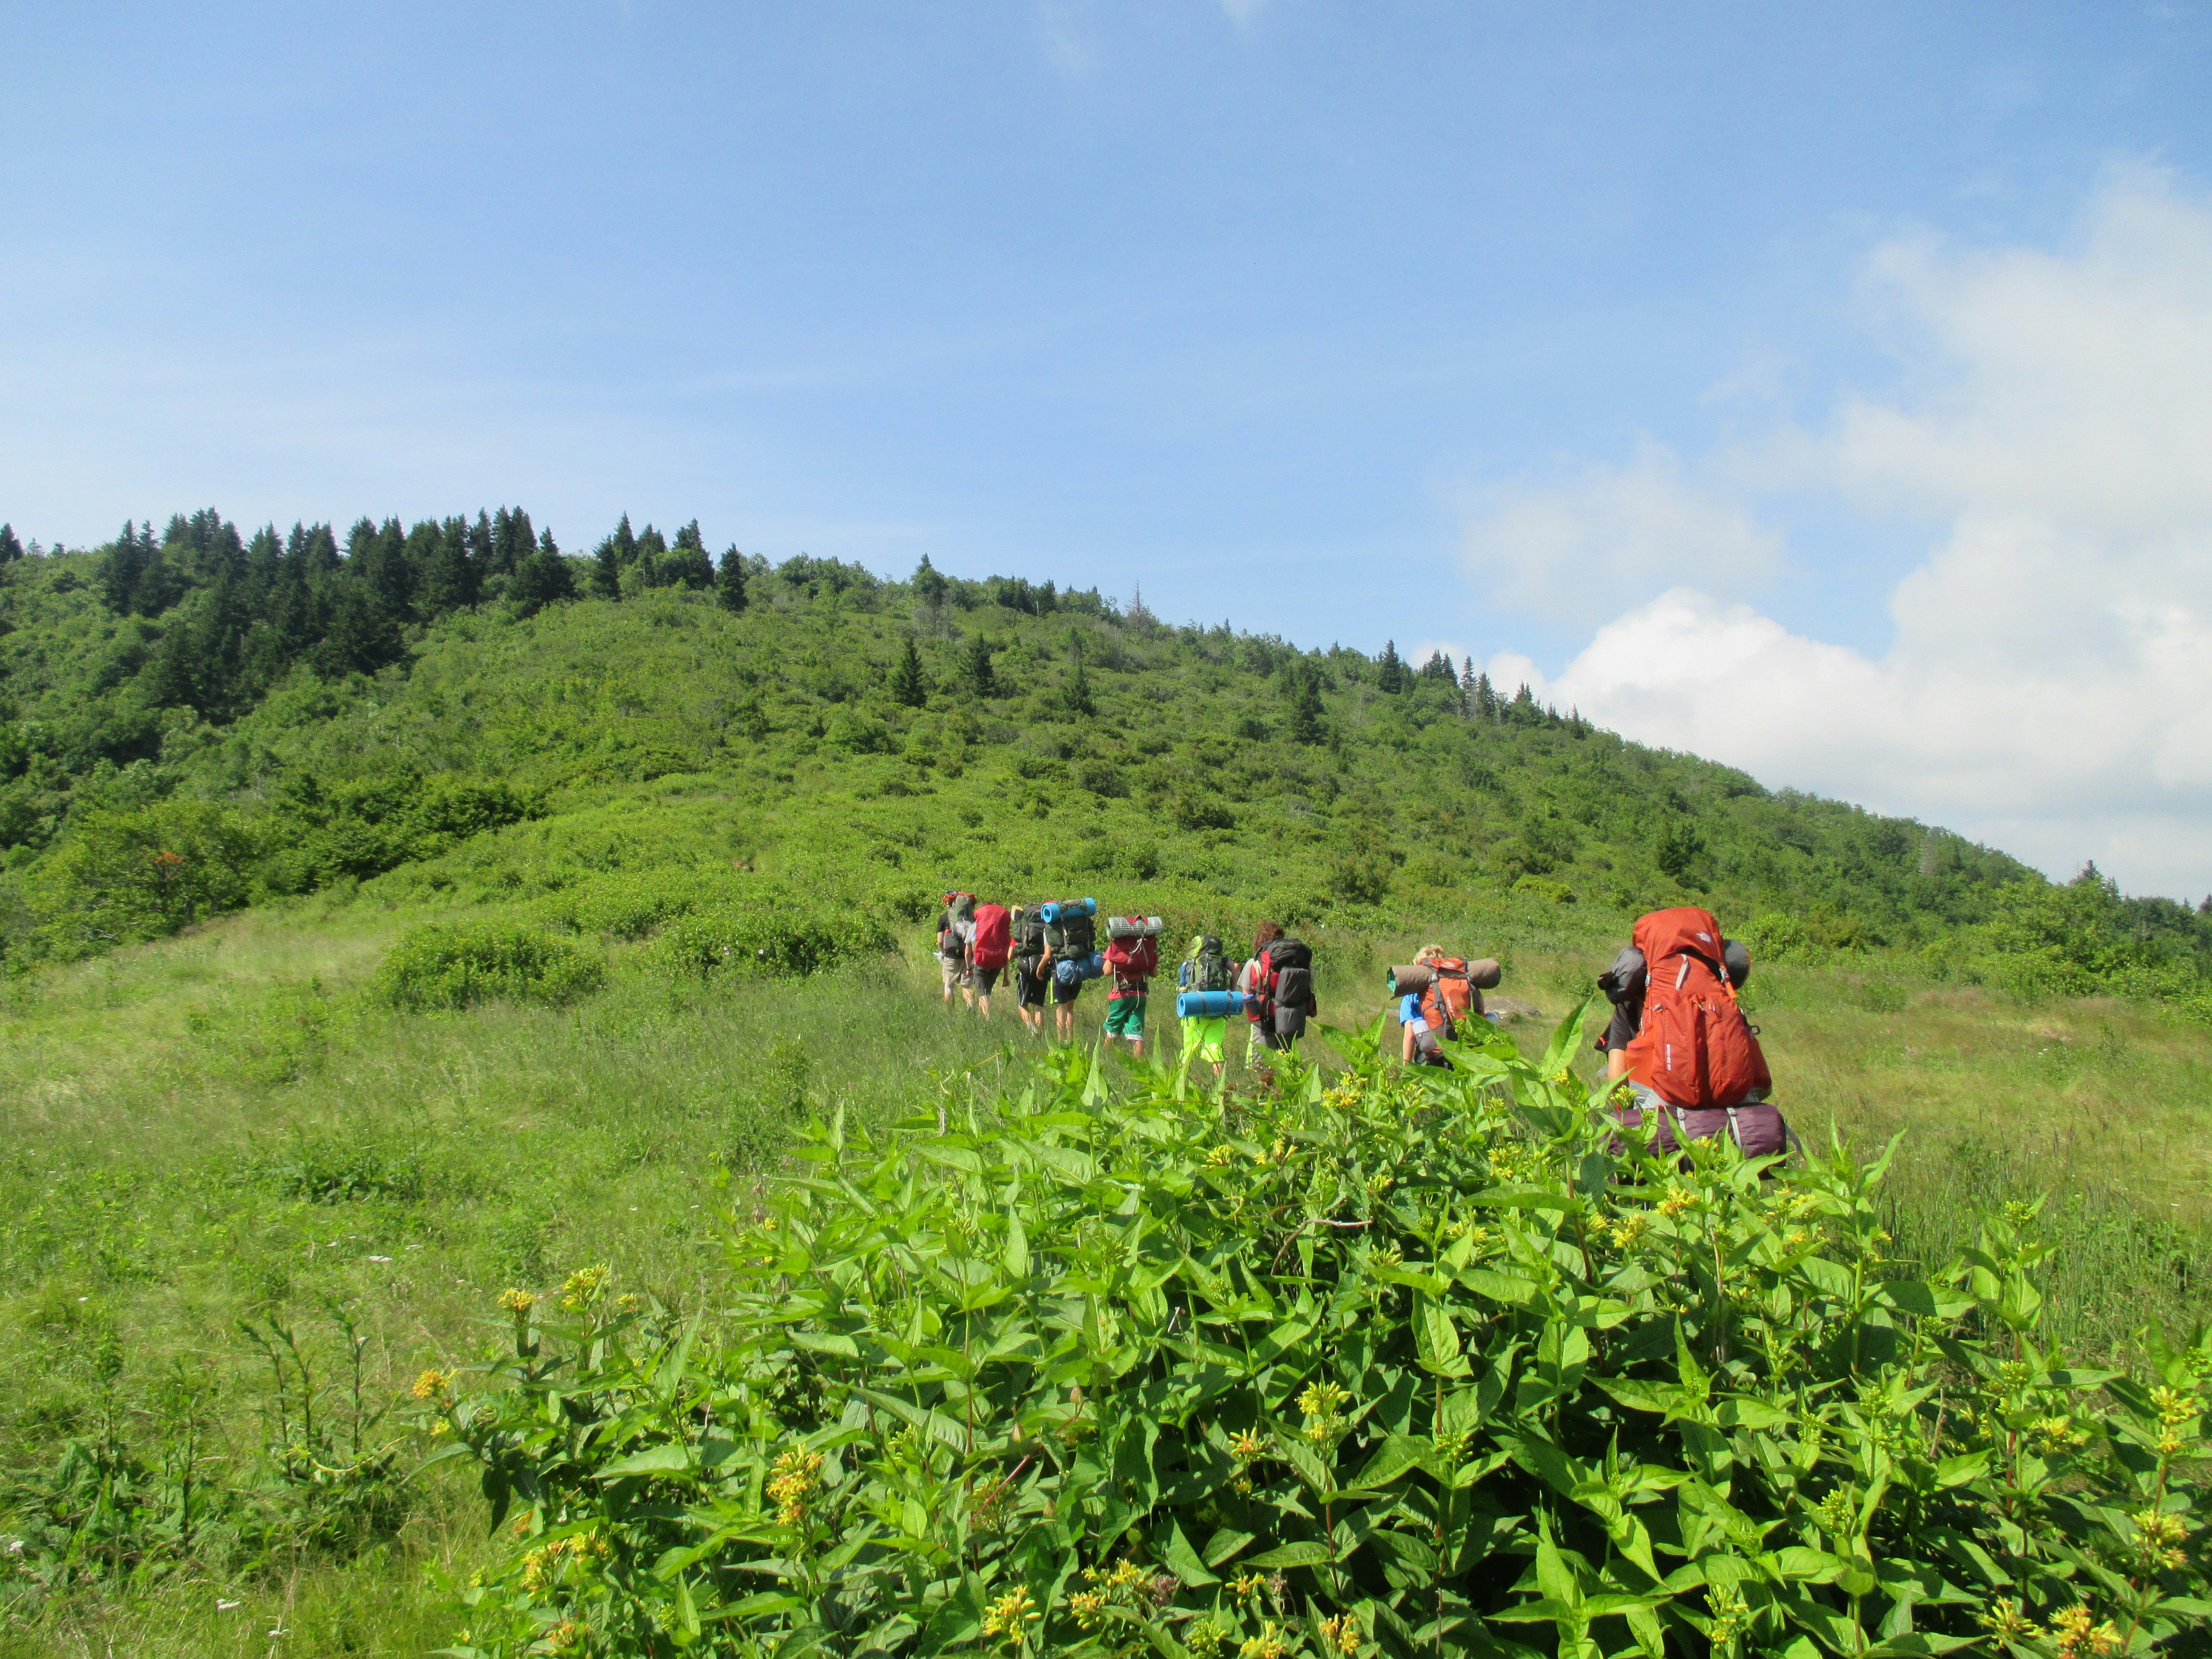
[1285,660,1326,744]
[911,554,948,608]
[716,546,749,612]
[511,531,576,615]
[1376,639,1405,693]
[668,521,715,590]
[0,523,22,564]
[591,515,633,599]
[964,635,997,698]
[421,518,481,614]
[890,638,929,708]
[98,520,149,612]
[1474,671,1497,721]
[1062,636,1094,717]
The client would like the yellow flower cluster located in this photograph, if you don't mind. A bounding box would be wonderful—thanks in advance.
[2031,1416,2092,1454]
[981,1586,1039,1645]
[1228,1570,1265,1603]
[1239,1622,1289,1659]
[2137,1507,2191,1570]
[545,1618,590,1654]
[1316,1613,1362,1655]
[766,1446,825,1524]
[1298,1379,1353,1444]
[1068,1590,1107,1629]
[1205,1143,1238,1167]
[1706,1582,1751,1644]
[2152,1385,2201,1451]
[497,1288,537,1316]
[1981,1599,2042,1643]
[2049,1604,2125,1658]
[1655,1185,1697,1218]
[410,1367,454,1401]
[1322,1080,1365,1111]
[520,1535,590,1594]
[560,1265,611,1310]
[1602,1212,1649,1250]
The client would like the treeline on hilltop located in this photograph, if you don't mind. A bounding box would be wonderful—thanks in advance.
[0,505,2208,1005]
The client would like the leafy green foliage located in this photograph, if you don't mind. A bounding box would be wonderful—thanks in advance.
[31,799,261,952]
[652,900,891,981]
[428,1020,2212,1658]
[368,921,605,1010]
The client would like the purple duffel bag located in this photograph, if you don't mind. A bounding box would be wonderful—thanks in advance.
[1614,1098,1790,1160]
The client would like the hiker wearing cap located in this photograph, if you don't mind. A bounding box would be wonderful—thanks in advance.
[1596,907,1786,1160]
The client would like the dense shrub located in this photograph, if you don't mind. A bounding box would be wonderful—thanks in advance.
[428,1014,2212,1658]
[32,799,261,953]
[651,900,891,979]
[369,921,604,1010]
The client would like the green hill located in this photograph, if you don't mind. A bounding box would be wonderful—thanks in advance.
[3,509,2212,1657]
[4,506,2206,1003]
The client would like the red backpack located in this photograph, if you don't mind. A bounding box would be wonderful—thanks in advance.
[970,903,1011,972]
[1103,933,1157,989]
[1622,907,1770,1109]
[1420,958,1477,1040]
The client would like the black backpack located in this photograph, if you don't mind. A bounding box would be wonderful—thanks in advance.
[1191,935,1233,993]
[1265,938,1314,1034]
[1012,908,1047,962]
[1048,904,1095,957]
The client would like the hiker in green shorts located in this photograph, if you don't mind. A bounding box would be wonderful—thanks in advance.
[1102,916,1161,1057]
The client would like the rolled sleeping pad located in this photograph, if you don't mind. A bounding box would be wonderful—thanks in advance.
[1467,957,1502,989]
[1107,914,1165,939]
[1386,963,1433,996]
[1175,988,1247,1019]
[1053,950,1107,986]
[1039,897,1097,925]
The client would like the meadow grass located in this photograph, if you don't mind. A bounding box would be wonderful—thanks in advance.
[2,904,2209,1654]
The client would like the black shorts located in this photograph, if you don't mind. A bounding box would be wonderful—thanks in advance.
[972,964,1002,995]
[1053,973,1084,1006]
[1014,963,1046,1008]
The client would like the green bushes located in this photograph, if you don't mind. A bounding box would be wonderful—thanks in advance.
[368,921,604,1010]
[32,799,261,954]
[651,901,890,980]
[429,1018,2212,1659]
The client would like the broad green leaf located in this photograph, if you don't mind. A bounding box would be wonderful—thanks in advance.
[1246,1540,1334,1569]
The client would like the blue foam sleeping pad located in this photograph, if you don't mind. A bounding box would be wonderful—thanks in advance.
[1053,951,1106,986]
[1174,989,1247,1018]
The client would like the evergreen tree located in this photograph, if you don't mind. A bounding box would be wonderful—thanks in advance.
[964,635,997,698]
[313,581,404,677]
[98,520,149,612]
[0,523,22,564]
[351,518,416,623]
[911,554,948,608]
[890,638,929,708]
[716,546,748,612]
[1376,639,1405,693]
[1062,636,1094,717]
[590,514,635,599]
[1285,660,1327,744]
[634,524,669,588]
[1474,671,1498,721]
[667,520,715,590]
[421,517,481,615]
[510,531,576,615]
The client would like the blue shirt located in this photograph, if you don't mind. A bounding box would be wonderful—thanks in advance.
[1397,993,1427,1029]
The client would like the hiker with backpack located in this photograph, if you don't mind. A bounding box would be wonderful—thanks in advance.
[1102,915,1163,1057]
[1176,932,1237,1079]
[1041,897,1102,1043]
[966,900,1011,1018]
[1249,926,1316,1059]
[1235,922,1282,1066]
[1009,903,1050,1036]
[936,892,974,1008]
[1596,906,1786,1159]
[1389,947,1502,1066]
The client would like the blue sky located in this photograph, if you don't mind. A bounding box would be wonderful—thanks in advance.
[6,3,2212,892]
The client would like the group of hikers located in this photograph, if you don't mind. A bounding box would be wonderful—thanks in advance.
[935,893,1788,1159]
[932,892,1320,1074]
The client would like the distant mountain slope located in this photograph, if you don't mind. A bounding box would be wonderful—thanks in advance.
[0,509,2205,1000]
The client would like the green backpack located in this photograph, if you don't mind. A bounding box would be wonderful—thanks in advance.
[1048,904,1095,957]
[1011,907,1047,962]
[1191,935,1233,993]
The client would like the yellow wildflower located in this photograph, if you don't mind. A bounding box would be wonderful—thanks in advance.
[1068,1590,1107,1629]
[2031,1417,2092,1454]
[1656,1186,1696,1218]
[559,1265,610,1310]
[2152,1385,2199,1428]
[411,1367,452,1401]
[1239,1621,1289,1659]
[1206,1144,1238,1167]
[981,1586,1039,1645]
[1229,1430,1266,1461]
[497,1288,536,1316]
[1318,1613,1362,1655]
[1229,1570,1264,1602]
[1981,1599,2043,1643]
[766,1446,825,1524]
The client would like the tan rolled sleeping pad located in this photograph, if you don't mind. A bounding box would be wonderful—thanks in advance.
[1386,958,1503,996]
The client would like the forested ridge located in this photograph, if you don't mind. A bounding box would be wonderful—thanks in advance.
[0,505,2205,1002]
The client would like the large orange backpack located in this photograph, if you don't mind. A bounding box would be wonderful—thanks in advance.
[1419,958,1479,1040]
[1622,907,1770,1109]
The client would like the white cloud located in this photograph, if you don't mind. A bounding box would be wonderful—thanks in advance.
[1484,169,2212,898]
[1462,436,1782,622]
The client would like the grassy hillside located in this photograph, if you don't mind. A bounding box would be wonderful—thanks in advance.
[2,516,2211,1656]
